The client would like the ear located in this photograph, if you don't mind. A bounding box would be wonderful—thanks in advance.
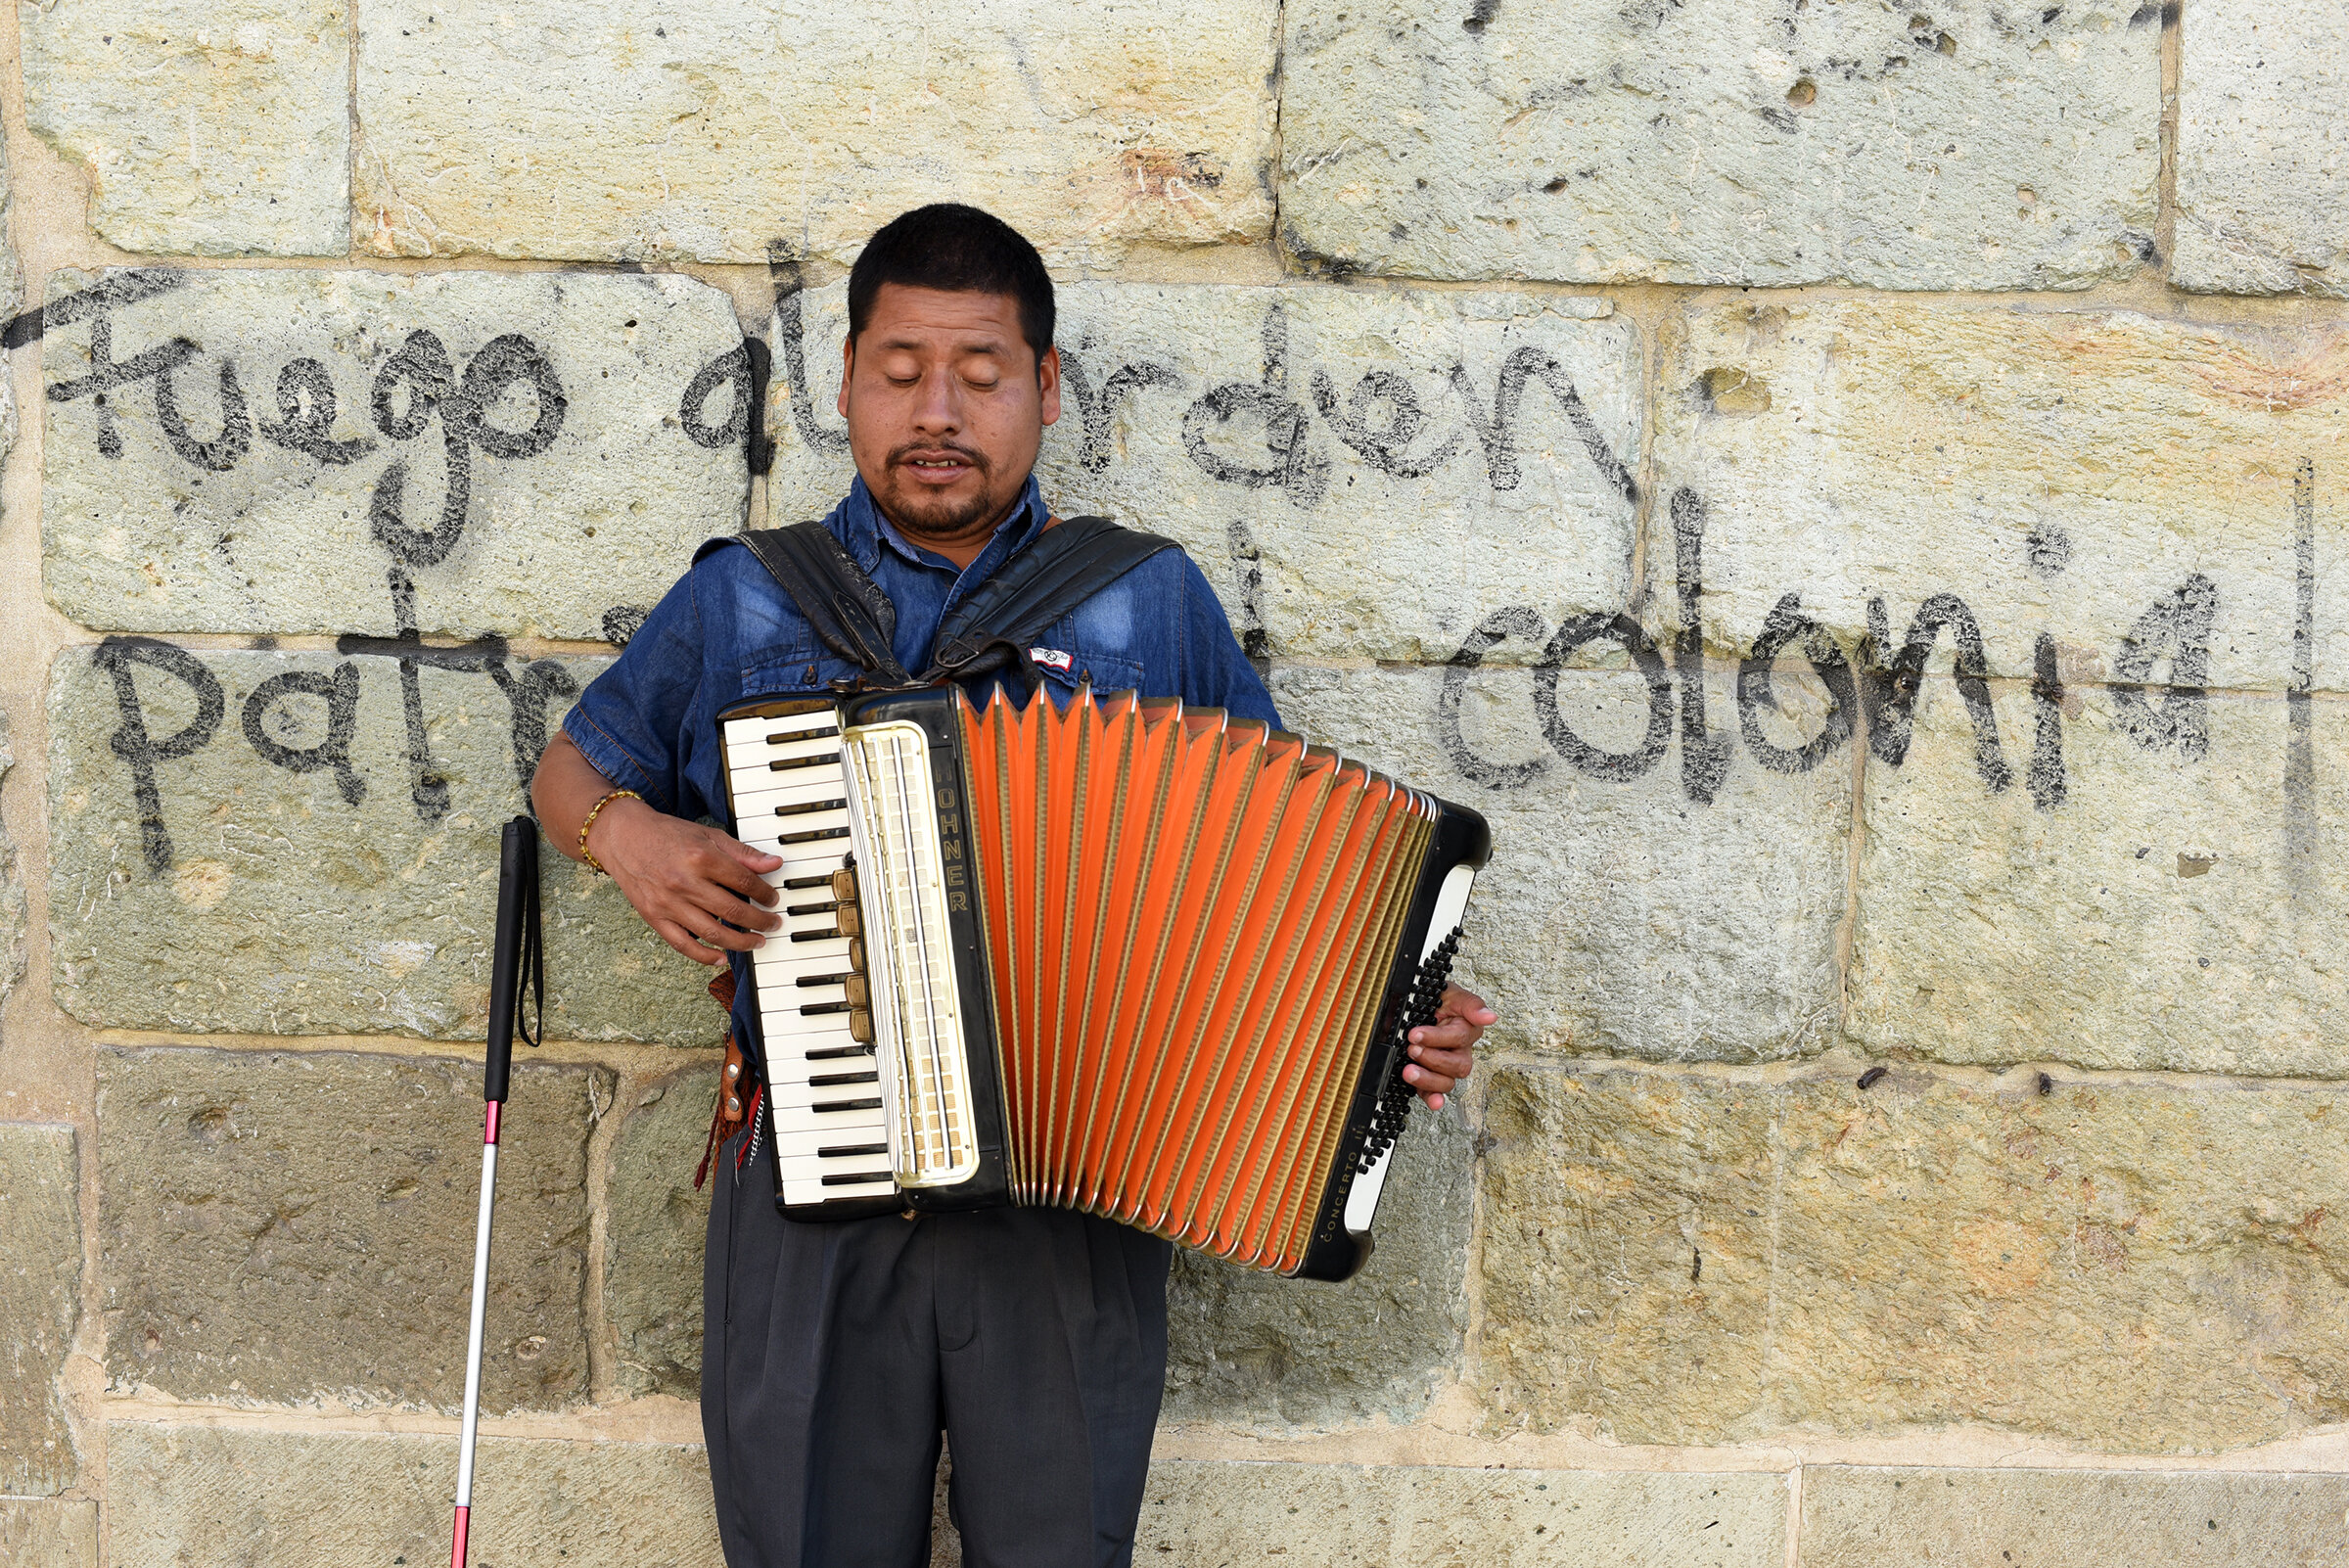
[1037,344,1062,428]
[837,335,854,420]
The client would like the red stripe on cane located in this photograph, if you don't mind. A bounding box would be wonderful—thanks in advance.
[450,1504,470,1568]
[484,1103,502,1146]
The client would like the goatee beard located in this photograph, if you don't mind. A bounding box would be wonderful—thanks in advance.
[881,444,999,540]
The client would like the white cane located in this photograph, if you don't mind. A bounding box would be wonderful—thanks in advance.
[451,816,543,1568]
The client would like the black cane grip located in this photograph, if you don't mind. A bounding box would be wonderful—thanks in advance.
[484,816,539,1103]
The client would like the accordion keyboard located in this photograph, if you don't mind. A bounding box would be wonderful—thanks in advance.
[721,706,898,1211]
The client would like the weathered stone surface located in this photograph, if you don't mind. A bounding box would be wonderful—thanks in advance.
[0,712,23,1018]
[106,1423,722,1567]
[1653,300,2349,692]
[1279,0,2160,289]
[1132,1460,1785,1566]
[1267,663,1848,1063]
[40,268,747,640]
[770,282,1637,666]
[0,1125,80,1494]
[2175,2,2349,297]
[605,1066,716,1399]
[97,1046,609,1412]
[1165,1102,1471,1427]
[0,1499,99,1568]
[1481,1061,2349,1449]
[48,645,713,1043]
[354,1,1276,266]
[1852,683,2349,1077]
[1802,1466,2349,1567]
[21,0,349,257]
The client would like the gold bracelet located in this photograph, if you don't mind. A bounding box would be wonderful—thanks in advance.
[577,789,641,875]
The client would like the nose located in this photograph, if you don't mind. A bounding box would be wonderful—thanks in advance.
[910,365,961,437]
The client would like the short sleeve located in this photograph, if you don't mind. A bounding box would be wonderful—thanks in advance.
[562,565,708,818]
[1176,554,1281,727]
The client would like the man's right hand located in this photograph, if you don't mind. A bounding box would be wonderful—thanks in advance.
[531,730,783,965]
[588,797,783,964]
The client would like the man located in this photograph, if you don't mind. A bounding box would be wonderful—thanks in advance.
[531,204,1496,1568]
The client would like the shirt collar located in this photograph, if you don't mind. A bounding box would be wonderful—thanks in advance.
[839,474,1050,576]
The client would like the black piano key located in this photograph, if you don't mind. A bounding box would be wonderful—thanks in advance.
[766,725,840,744]
[780,825,852,845]
[796,972,849,987]
[790,927,844,943]
[805,1044,873,1061]
[781,873,836,890]
[821,1171,888,1185]
[814,1096,884,1113]
[808,1071,880,1087]
[817,1142,888,1158]
[769,752,840,772]
[775,798,849,817]
[786,899,840,916]
[800,1001,851,1016]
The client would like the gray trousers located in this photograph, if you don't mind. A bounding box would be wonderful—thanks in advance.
[702,1128,1172,1568]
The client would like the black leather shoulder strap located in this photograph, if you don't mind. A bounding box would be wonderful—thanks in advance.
[723,523,912,685]
[927,516,1178,682]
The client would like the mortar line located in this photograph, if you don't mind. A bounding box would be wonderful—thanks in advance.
[85,1026,720,1070]
[88,1383,2349,1473]
[0,5,116,1545]
[345,0,359,262]
[1832,671,1867,1048]
[1784,1462,1803,1568]
[1621,286,1663,619]
[1486,1046,2349,1096]
[2155,0,2182,276]
[579,1057,637,1407]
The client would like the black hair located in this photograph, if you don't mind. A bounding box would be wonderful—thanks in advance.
[847,204,1055,360]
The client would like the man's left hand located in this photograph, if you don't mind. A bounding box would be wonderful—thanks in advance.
[1403,986,1497,1111]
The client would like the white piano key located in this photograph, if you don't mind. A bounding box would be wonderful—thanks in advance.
[729,743,843,782]
[771,1102,887,1135]
[759,994,854,1023]
[751,856,853,888]
[734,780,844,816]
[777,1125,889,1156]
[759,1027,858,1061]
[731,776,852,813]
[760,807,852,838]
[784,1176,897,1206]
[757,937,851,968]
[780,1150,893,1179]
[771,1080,883,1112]
[730,723,843,756]
[724,708,838,746]
[762,1053,874,1086]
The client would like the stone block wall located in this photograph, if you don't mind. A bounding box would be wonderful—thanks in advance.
[2,4,2346,1564]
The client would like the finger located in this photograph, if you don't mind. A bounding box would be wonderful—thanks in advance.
[699,847,782,908]
[714,830,789,882]
[1409,1042,1475,1079]
[1438,986,1498,1027]
[702,891,784,935]
[677,909,771,954]
[1409,1018,1482,1051]
[1402,1060,1456,1097]
[650,917,725,965]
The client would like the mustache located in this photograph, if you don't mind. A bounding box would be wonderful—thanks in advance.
[887,439,990,473]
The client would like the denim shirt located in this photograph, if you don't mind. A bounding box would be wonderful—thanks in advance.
[562,474,1279,1069]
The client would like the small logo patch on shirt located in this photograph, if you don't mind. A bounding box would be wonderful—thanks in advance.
[1029,647,1074,671]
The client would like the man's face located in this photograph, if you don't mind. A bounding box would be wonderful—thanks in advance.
[839,284,1061,552]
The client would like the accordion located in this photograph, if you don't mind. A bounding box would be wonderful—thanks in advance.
[716,684,1490,1281]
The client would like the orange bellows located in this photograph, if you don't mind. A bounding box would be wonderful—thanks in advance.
[955,686,1436,1275]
